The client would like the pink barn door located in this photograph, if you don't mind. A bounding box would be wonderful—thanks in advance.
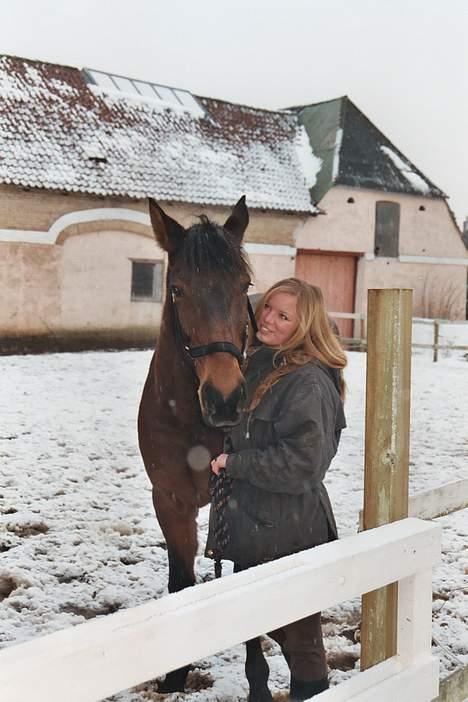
[295,251,357,338]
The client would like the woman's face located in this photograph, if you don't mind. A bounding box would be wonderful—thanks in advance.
[257,292,299,347]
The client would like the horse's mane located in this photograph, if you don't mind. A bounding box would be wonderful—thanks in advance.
[181,215,251,276]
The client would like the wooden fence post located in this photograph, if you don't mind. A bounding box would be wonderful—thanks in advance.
[360,314,367,352]
[433,320,440,362]
[360,289,413,670]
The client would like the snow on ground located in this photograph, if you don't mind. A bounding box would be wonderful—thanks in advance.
[0,349,467,700]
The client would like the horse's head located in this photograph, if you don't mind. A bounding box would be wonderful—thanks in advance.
[149,197,252,428]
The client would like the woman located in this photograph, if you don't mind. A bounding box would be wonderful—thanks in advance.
[206,277,347,701]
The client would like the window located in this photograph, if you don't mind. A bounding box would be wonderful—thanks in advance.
[374,201,400,257]
[131,261,164,302]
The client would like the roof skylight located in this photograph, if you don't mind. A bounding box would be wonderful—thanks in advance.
[83,68,204,117]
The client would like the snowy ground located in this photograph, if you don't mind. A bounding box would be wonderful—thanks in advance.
[0,348,467,701]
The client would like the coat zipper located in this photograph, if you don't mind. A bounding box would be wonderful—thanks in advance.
[245,412,252,439]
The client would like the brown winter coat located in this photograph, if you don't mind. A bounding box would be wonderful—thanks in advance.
[206,345,346,568]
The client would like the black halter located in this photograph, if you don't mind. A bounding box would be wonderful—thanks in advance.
[170,287,258,369]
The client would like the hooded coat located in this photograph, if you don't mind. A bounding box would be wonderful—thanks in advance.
[206,345,346,569]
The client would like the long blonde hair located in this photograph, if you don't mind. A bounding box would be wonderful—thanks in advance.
[250,278,347,408]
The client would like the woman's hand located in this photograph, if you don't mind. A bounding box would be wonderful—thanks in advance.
[211,453,228,475]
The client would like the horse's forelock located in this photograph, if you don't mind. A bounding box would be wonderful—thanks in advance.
[180,217,251,278]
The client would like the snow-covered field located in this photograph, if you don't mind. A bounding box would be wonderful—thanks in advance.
[0,349,467,701]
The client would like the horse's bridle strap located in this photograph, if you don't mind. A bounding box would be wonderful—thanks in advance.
[171,292,257,369]
[187,341,244,363]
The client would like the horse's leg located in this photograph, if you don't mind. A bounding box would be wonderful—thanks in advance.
[153,485,198,692]
[245,637,273,702]
[153,485,198,592]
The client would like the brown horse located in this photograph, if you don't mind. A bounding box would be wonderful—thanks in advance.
[138,197,252,692]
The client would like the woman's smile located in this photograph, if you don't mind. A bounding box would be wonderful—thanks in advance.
[257,292,299,347]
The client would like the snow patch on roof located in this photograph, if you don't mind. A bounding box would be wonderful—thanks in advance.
[295,126,322,189]
[90,83,205,119]
[0,56,318,212]
[380,145,430,195]
[332,128,343,182]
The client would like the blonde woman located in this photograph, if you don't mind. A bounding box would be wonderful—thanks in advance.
[207,278,347,701]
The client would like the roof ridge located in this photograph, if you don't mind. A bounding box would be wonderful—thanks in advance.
[199,94,297,118]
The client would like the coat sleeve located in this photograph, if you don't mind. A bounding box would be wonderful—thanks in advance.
[225,376,331,495]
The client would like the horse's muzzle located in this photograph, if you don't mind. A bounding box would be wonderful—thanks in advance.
[200,380,246,428]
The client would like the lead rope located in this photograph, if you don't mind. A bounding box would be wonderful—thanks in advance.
[209,468,233,578]
[209,298,257,578]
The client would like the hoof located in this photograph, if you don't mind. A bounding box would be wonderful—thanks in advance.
[248,690,274,702]
[156,678,185,693]
[156,666,191,693]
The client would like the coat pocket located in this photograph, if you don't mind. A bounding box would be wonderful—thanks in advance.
[231,481,281,528]
[224,494,280,566]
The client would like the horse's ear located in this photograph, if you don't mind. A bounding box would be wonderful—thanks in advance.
[148,199,185,254]
[223,195,249,244]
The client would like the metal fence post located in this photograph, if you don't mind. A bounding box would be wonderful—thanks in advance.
[360,289,413,670]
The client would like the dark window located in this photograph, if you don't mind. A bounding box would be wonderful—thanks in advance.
[374,201,400,257]
[131,261,164,302]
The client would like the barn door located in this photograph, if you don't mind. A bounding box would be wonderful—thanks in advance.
[295,251,357,338]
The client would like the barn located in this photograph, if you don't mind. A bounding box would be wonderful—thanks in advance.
[0,55,466,351]
[294,97,467,336]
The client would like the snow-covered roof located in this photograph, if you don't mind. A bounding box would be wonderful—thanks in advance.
[0,56,317,213]
[293,97,446,203]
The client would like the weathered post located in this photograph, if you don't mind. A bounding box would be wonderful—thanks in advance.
[360,289,412,670]
[433,320,440,363]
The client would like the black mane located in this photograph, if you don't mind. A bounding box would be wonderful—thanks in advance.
[180,216,251,276]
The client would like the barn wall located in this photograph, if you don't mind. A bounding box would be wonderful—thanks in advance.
[295,185,466,258]
[356,259,467,320]
[247,251,296,294]
[0,187,302,350]
[294,185,467,320]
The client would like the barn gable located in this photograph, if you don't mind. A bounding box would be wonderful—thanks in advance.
[293,96,445,204]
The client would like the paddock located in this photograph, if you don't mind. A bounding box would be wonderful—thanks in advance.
[0,346,466,700]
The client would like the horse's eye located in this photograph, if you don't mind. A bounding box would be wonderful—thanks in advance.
[171,286,183,299]
[242,282,252,293]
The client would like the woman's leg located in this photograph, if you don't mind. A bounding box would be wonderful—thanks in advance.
[270,612,329,700]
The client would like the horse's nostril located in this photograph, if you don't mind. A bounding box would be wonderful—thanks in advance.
[201,381,245,426]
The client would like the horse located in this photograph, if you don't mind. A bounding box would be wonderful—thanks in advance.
[138,197,264,695]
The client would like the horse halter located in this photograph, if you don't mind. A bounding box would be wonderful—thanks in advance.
[170,287,258,370]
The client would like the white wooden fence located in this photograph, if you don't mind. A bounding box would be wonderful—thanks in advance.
[0,518,441,702]
[359,478,468,530]
[329,312,468,359]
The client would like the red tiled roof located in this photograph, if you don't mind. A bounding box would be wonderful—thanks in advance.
[0,55,316,212]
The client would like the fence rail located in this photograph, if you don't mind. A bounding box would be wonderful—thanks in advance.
[329,312,468,359]
[359,478,468,531]
[0,519,441,702]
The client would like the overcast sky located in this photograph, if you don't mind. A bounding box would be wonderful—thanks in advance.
[1,0,467,226]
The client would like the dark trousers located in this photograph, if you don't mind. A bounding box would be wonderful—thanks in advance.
[268,612,328,681]
[234,562,328,682]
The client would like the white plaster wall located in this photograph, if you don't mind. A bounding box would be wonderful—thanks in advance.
[356,258,466,319]
[60,230,165,331]
[0,242,61,335]
[295,186,466,258]
[247,252,296,295]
